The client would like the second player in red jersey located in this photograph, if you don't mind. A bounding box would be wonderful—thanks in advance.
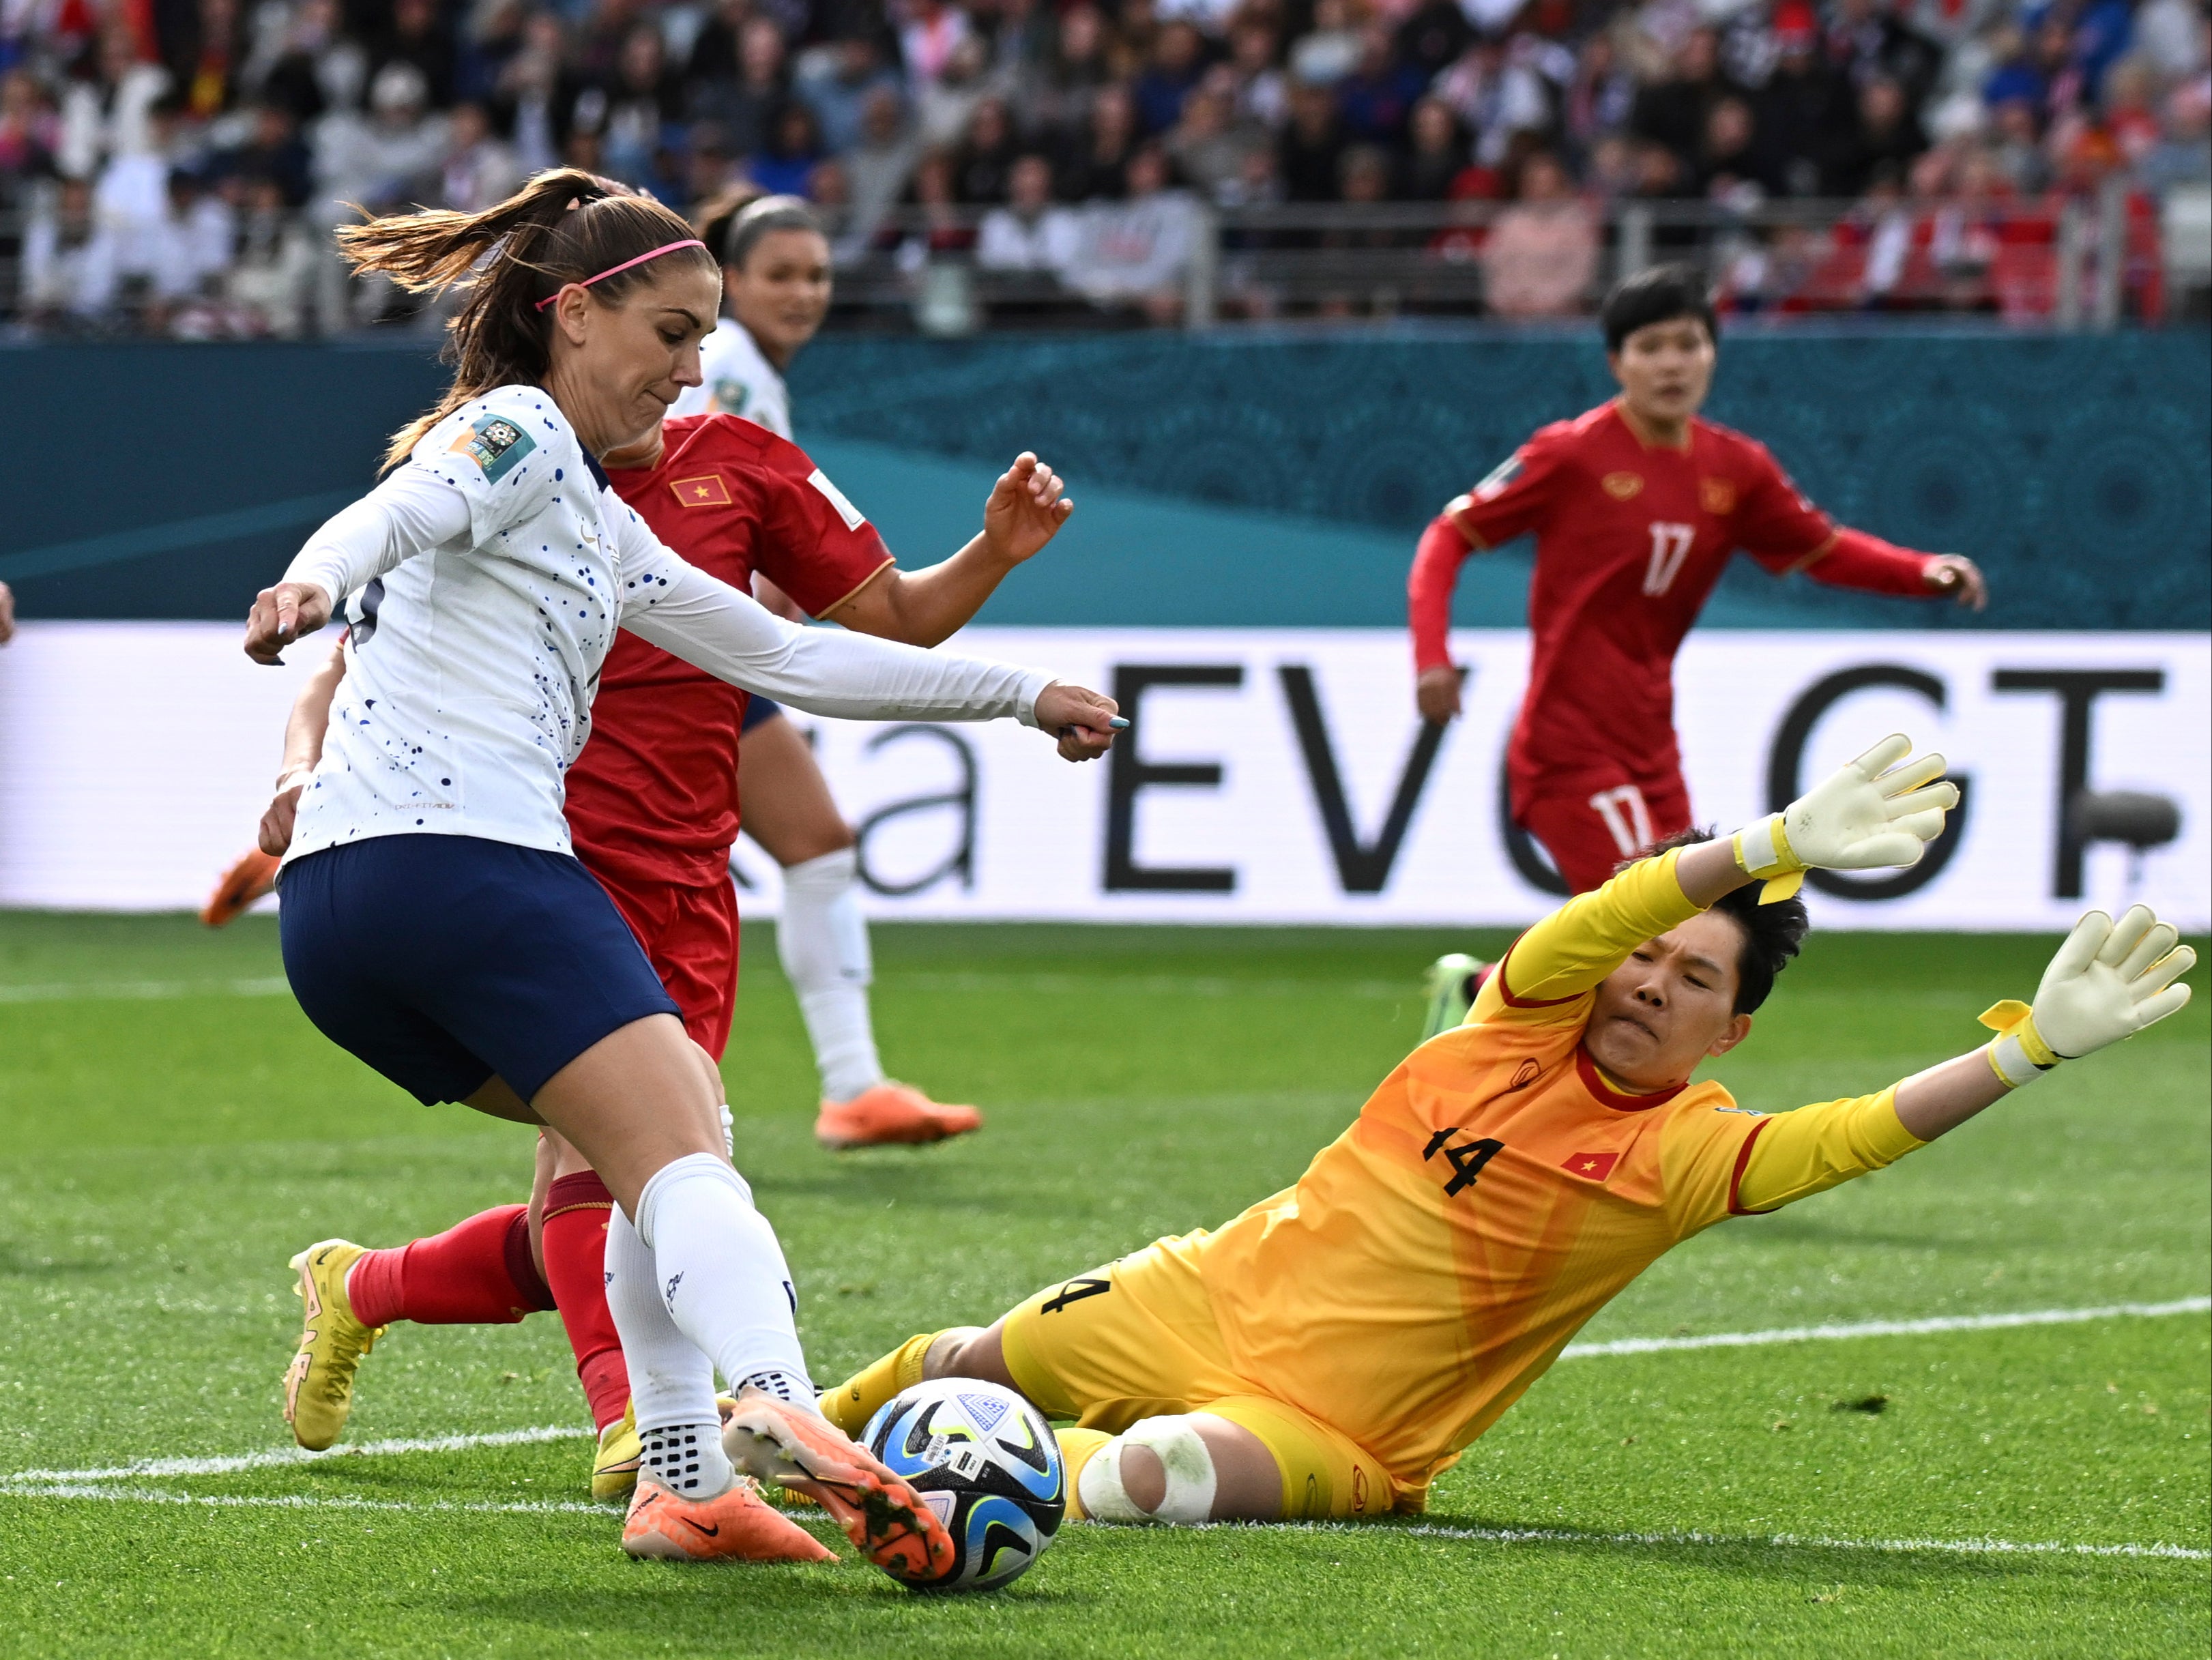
[567,411,893,1055]
[1408,265,1988,895]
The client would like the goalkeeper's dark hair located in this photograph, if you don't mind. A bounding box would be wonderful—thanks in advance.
[1627,828,1807,1015]
[1601,263,1719,353]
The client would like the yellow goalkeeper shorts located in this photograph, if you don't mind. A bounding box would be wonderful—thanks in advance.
[999,1239,1398,1520]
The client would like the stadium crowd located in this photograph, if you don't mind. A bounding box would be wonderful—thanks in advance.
[0,0,2205,332]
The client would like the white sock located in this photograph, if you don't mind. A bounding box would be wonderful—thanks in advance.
[635,1153,817,1412]
[777,847,884,1103]
[602,1206,731,1496]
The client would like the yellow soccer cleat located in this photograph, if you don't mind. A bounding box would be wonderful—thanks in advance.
[281,1239,384,1451]
[592,1401,641,1502]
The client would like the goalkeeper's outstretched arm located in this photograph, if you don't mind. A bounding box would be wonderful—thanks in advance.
[1728,904,2197,1214]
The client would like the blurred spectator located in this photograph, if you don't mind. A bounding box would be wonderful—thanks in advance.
[22,175,119,325]
[169,0,248,123]
[1337,25,1425,148]
[977,150,1081,268]
[315,61,448,223]
[1824,0,1945,110]
[952,95,1019,204]
[59,25,169,184]
[220,169,319,333]
[1279,76,1343,200]
[901,0,973,93]
[1063,142,1196,321]
[2140,78,2212,193]
[1396,0,1474,85]
[1986,95,2054,194]
[916,36,991,149]
[1697,95,1764,201]
[1631,28,1738,170]
[840,83,920,255]
[1402,96,1468,200]
[1225,20,1286,130]
[1481,148,1596,317]
[1562,32,1635,162]
[0,64,59,193]
[366,0,455,111]
[1290,0,1362,89]
[434,100,521,212]
[257,0,364,126]
[798,35,903,157]
[492,10,583,175]
[220,104,311,207]
[693,15,789,162]
[752,101,826,198]
[1166,79,1262,202]
[897,149,976,263]
[1133,20,1205,135]
[1756,10,1850,196]
[1833,74,1927,195]
[600,22,686,186]
[1060,80,1139,201]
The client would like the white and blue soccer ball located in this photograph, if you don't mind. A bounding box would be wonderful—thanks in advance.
[861,1379,1065,1592]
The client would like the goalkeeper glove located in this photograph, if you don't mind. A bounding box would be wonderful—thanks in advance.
[1733,733,1959,904]
[1980,906,2196,1088]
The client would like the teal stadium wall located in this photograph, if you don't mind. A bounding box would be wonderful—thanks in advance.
[1,330,2204,630]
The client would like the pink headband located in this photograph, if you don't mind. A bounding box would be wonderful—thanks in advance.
[535,239,708,310]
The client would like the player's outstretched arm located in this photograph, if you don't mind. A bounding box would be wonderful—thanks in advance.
[826,452,1073,647]
[0,579,15,645]
[1896,905,2196,1140]
[1719,732,1958,905]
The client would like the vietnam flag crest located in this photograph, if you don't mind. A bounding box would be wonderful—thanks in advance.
[1562,1150,1620,1182]
[671,473,732,508]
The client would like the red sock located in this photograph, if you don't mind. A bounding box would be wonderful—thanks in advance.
[542,1171,631,1431]
[345,1206,555,1328]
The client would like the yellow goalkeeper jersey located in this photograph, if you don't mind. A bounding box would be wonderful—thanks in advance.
[1152,849,1922,1501]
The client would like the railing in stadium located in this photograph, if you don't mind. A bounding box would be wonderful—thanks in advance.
[3,183,2207,337]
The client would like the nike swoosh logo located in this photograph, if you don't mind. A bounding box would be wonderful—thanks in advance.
[685,1521,721,1539]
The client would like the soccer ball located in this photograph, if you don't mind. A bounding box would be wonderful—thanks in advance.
[861,1379,1065,1592]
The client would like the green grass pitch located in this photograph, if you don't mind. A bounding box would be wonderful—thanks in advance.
[0,911,2204,1658]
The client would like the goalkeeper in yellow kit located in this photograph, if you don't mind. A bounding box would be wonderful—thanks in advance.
[826,736,2196,1526]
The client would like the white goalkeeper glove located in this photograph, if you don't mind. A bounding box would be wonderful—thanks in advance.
[1980,906,2196,1087]
[1732,733,1960,904]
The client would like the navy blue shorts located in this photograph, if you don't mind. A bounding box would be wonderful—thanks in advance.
[741,694,783,733]
[279,835,682,1107]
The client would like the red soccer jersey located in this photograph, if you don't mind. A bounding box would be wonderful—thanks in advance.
[1412,401,1929,799]
[561,413,894,887]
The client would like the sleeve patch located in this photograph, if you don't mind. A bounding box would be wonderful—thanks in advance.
[1472,452,1523,501]
[806,467,867,530]
[449,415,536,483]
[670,473,733,508]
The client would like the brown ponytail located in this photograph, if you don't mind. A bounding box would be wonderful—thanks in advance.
[337,169,718,471]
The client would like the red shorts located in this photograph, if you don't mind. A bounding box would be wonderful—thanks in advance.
[588,869,740,1060]
[1517,769,1693,894]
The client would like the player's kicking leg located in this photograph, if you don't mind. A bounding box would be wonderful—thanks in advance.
[738,704,982,1149]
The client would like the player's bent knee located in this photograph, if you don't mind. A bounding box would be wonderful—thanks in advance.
[1077,1416,1218,1526]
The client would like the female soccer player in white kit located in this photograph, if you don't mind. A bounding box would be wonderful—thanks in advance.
[678,191,980,1145]
[245,169,1120,1577]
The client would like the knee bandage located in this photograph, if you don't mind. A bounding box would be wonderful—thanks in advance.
[1075,1416,1218,1526]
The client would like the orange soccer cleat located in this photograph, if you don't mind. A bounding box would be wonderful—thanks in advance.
[201,847,280,928]
[814,1081,983,1150]
[723,1393,957,1584]
[621,1471,839,1564]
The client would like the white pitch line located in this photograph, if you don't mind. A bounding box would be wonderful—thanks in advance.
[5,1300,2203,1491]
[1,1425,587,1486]
[1560,1296,2211,1359]
[8,1486,2201,1562]
[5,1483,605,1515]
[0,977,292,1004]
[1281,1520,2210,1562]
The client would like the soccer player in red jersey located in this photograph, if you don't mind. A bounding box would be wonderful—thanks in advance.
[1408,264,1989,903]
[263,411,1076,1502]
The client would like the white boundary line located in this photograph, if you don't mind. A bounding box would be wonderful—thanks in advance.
[8,1486,2202,1561]
[1560,1296,2211,1359]
[1,1425,585,1485]
[1284,1521,2211,1562]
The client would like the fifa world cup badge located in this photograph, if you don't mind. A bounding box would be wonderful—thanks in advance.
[450,415,536,482]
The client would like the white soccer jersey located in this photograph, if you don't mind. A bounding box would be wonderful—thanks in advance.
[278,383,1049,867]
[670,317,791,437]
